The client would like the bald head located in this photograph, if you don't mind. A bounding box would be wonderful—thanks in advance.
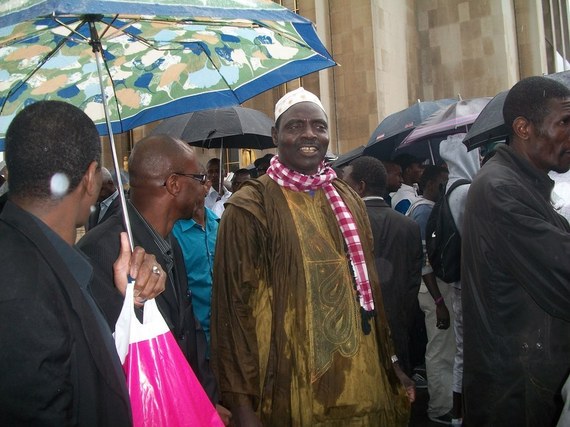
[98,167,117,202]
[129,135,196,186]
[128,135,204,236]
[101,167,113,182]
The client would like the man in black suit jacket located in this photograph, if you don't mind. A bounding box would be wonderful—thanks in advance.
[86,166,121,231]
[0,101,165,425]
[343,156,423,375]
[78,134,231,425]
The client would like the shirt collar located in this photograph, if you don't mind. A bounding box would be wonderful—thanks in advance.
[100,190,119,209]
[176,207,219,232]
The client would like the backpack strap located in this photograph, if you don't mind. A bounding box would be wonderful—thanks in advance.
[405,198,434,217]
[445,179,471,198]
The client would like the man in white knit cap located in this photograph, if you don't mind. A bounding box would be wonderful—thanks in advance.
[212,87,413,426]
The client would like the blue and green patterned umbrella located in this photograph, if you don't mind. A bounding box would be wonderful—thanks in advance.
[0,0,336,150]
[0,0,335,248]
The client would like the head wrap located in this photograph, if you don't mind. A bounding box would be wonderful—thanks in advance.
[274,87,326,122]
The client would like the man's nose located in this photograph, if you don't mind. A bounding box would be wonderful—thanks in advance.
[301,123,317,139]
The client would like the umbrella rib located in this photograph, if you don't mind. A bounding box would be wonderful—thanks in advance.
[1,22,73,112]
[99,16,158,50]
[191,43,241,104]
[98,15,120,40]
[54,15,90,43]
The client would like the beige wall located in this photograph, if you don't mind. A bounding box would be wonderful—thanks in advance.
[415,0,518,100]
[372,1,415,137]
[514,0,549,78]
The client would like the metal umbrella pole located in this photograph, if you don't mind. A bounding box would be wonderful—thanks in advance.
[89,18,134,250]
[219,140,224,197]
[428,140,436,165]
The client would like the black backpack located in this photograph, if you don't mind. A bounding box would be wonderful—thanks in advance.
[425,179,471,283]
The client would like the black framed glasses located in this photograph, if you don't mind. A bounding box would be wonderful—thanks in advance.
[164,172,207,186]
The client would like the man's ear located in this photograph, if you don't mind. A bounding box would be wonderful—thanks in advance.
[84,161,100,197]
[356,180,367,197]
[163,173,180,196]
[271,126,278,147]
[512,116,531,140]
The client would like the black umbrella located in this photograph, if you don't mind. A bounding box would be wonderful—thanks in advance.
[461,91,509,150]
[363,98,457,160]
[397,97,491,163]
[331,145,366,168]
[150,106,275,150]
[463,70,570,150]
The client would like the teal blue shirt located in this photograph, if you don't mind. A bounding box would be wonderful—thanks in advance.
[172,208,219,349]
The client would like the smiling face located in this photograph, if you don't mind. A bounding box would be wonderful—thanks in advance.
[272,102,329,175]
[526,97,570,173]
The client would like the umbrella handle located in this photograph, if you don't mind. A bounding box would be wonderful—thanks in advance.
[90,21,134,251]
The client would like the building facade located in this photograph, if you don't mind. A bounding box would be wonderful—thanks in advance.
[108,0,570,171]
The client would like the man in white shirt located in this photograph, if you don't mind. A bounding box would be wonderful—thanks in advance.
[86,167,120,231]
[205,157,231,217]
[391,154,424,214]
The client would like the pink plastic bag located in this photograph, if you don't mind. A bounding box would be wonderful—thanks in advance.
[115,282,223,427]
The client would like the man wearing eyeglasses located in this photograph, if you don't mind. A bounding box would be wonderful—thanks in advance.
[78,134,231,425]
[172,164,219,353]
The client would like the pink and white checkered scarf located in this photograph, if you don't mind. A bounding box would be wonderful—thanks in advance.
[266,155,375,314]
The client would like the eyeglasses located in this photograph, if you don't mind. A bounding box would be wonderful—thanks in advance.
[164,172,207,186]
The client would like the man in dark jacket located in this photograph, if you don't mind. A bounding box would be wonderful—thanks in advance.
[78,134,231,425]
[86,166,121,231]
[0,101,165,425]
[462,76,570,426]
[343,156,423,376]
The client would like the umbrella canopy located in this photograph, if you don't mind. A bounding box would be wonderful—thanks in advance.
[150,106,274,150]
[463,70,570,150]
[461,91,509,150]
[363,98,457,160]
[0,0,335,249]
[331,145,365,168]
[0,0,336,150]
[396,97,492,163]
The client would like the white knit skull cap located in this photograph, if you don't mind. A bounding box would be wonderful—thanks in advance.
[274,87,326,122]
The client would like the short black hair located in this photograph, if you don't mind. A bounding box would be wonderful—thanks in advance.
[503,76,570,136]
[5,100,101,199]
[347,156,387,195]
[232,168,251,183]
[418,165,448,194]
[254,153,274,168]
[393,153,424,172]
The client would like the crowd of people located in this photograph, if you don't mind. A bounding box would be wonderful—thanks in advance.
[0,76,569,427]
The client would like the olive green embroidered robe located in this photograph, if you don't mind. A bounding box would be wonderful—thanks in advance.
[211,175,409,426]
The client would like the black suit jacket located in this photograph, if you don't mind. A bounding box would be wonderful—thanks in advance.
[86,193,122,231]
[78,202,219,404]
[0,201,131,426]
[364,197,423,373]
